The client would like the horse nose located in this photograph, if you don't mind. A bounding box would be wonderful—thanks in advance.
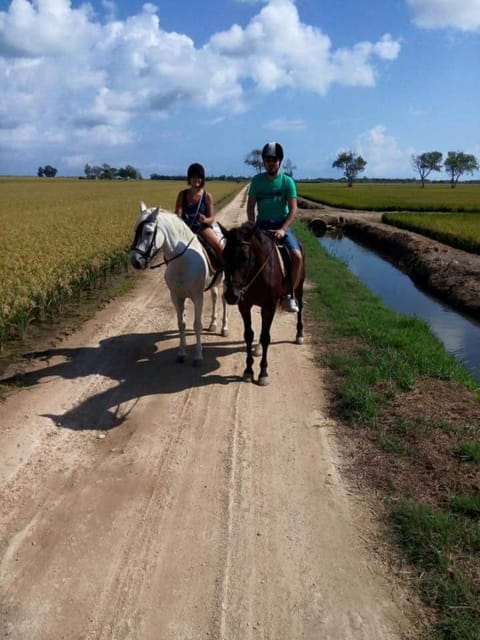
[130,253,144,270]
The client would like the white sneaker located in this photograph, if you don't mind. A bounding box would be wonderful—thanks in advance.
[282,295,299,313]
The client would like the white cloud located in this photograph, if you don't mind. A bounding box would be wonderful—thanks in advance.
[263,117,308,131]
[407,0,480,31]
[354,125,414,178]
[0,0,401,167]
[210,1,400,94]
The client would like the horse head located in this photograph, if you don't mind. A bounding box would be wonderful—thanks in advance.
[223,222,271,305]
[130,201,162,270]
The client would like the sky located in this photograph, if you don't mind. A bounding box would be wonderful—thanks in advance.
[0,0,479,179]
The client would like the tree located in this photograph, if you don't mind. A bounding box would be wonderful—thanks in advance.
[444,151,479,188]
[244,149,263,174]
[117,164,142,180]
[411,151,443,187]
[38,165,57,177]
[283,158,296,177]
[332,151,367,187]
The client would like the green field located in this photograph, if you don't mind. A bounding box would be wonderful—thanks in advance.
[297,181,480,212]
[0,177,244,347]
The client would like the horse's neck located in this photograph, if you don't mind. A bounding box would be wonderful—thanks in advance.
[158,213,197,257]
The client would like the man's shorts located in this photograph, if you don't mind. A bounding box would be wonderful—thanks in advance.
[256,219,301,251]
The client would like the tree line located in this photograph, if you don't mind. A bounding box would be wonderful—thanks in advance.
[244,148,480,189]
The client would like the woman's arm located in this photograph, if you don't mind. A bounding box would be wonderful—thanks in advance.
[174,190,184,216]
[199,191,215,224]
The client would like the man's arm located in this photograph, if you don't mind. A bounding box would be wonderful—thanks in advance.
[246,195,257,223]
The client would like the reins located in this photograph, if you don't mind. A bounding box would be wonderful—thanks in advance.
[238,236,276,299]
[149,236,194,269]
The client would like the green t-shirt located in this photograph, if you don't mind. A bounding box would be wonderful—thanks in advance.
[248,172,297,222]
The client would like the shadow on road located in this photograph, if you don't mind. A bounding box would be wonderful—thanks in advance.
[2,331,245,431]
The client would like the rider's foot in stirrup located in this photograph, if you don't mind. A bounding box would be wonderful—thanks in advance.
[282,294,299,313]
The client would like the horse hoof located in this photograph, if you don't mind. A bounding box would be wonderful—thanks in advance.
[253,345,262,357]
[257,376,269,386]
[193,358,203,367]
[176,355,186,363]
[207,323,217,333]
[296,336,304,345]
[221,329,229,338]
[243,371,254,382]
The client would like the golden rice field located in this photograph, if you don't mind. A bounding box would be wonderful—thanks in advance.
[0,177,244,348]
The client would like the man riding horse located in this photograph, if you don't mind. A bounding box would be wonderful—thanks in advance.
[246,141,303,313]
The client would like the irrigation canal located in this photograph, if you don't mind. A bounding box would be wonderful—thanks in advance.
[317,234,480,382]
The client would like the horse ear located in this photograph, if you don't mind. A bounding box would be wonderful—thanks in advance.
[152,207,160,218]
[140,201,147,212]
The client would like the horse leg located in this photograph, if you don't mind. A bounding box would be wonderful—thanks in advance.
[239,303,254,382]
[258,305,276,386]
[192,293,204,367]
[171,294,187,363]
[220,280,229,338]
[207,286,218,333]
[295,279,305,346]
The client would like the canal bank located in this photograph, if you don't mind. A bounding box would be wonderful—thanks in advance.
[297,198,480,321]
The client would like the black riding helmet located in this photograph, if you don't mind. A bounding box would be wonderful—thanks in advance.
[261,141,284,163]
[187,162,206,186]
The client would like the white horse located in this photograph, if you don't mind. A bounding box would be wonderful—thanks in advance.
[130,201,229,365]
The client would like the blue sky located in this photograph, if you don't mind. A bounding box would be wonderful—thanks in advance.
[0,0,479,179]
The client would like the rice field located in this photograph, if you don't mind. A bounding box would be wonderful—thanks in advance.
[297,181,480,212]
[0,177,243,348]
[383,212,480,254]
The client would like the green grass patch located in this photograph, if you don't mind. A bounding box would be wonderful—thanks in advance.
[392,501,480,640]
[451,494,480,518]
[295,219,480,638]
[455,441,480,464]
[297,181,480,212]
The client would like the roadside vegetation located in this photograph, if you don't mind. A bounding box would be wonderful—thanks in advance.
[0,178,243,350]
[295,221,480,640]
[297,181,480,212]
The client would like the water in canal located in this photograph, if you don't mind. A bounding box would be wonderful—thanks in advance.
[317,234,480,381]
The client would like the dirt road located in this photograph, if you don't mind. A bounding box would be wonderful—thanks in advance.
[0,191,414,639]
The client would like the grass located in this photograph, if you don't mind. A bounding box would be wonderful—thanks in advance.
[295,220,480,639]
[297,181,480,212]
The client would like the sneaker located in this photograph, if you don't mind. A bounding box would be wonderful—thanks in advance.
[282,295,299,313]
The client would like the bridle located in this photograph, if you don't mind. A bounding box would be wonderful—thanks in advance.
[228,233,276,300]
[131,218,194,269]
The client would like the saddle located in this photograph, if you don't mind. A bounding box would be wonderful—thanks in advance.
[197,221,227,276]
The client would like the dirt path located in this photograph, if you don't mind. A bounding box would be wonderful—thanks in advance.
[0,191,414,639]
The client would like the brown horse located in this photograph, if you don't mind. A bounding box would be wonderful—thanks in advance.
[223,222,304,385]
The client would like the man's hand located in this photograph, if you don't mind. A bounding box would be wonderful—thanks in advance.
[272,228,286,240]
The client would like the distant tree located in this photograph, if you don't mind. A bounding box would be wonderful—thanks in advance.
[283,158,296,177]
[332,151,367,187]
[244,149,263,174]
[38,165,57,177]
[117,164,142,180]
[100,163,117,179]
[444,151,479,188]
[411,151,443,187]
